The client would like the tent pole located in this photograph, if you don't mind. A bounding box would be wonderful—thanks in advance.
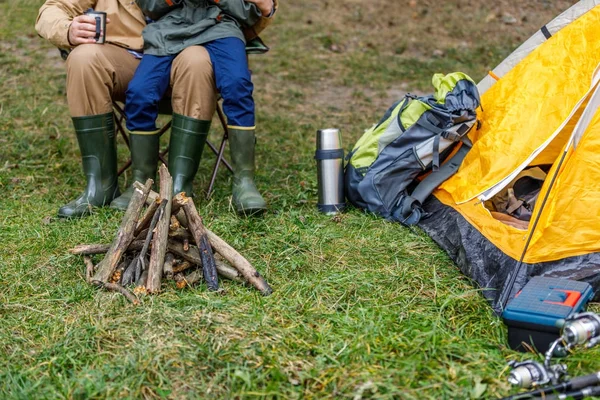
[497,149,570,311]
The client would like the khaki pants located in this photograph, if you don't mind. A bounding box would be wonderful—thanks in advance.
[65,43,217,120]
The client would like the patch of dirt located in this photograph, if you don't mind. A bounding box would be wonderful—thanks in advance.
[273,0,574,119]
[302,0,573,59]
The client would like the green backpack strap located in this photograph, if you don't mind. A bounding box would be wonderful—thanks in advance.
[396,136,473,225]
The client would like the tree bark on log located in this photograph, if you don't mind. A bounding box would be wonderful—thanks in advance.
[146,165,173,293]
[205,229,273,296]
[177,194,219,291]
[92,179,153,283]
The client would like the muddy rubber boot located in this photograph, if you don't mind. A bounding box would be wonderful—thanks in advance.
[110,130,160,210]
[167,113,211,197]
[228,128,267,216]
[58,112,120,218]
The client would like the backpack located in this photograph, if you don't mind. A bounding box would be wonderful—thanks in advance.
[344,72,481,225]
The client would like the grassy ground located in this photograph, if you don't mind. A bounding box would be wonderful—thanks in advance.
[1,1,599,399]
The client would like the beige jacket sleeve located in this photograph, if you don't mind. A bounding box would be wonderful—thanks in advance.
[244,0,278,40]
[36,0,96,49]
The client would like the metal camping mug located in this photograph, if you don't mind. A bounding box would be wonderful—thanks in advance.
[315,128,345,214]
[84,9,107,44]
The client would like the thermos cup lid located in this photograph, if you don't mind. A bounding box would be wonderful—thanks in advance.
[316,128,342,151]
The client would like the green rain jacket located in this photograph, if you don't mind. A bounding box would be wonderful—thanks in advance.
[137,0,262,56]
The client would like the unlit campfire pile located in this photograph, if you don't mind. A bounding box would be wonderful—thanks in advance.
[69,165,273,304]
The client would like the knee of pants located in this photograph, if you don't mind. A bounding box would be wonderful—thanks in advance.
[173,46,214,82]
[219,75,254,105]
[66,44,106,78]
[125,77,161,112]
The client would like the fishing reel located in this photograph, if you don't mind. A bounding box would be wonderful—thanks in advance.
[562,312,600,349]
[544,312,600,359]
[507,359,568,388]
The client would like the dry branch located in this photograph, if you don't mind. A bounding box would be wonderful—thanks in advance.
[69,241,146,256]
[92,179,153,283]
[92,280,140,305]
[168,226,193,241]
[135,197,161,236]
[177,194,219,291]
[163,252,175,280]
[167,241,246,283]
[129,199,167,287]
[170,215,180,231]
[84,256,95,283]
[70,244,114,255]
[146,165,173,293]
[172,260,193,274]
[205,229,273,296]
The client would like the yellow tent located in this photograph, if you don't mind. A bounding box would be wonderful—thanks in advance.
[419,1,600,312]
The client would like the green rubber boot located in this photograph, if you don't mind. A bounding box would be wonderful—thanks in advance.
[58,112,120,218]
[168,113,211,197]
[229,128,267,216]
[110,130,160,210]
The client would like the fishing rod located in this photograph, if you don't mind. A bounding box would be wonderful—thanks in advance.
[541,385,600,400]
[501,371,600,400]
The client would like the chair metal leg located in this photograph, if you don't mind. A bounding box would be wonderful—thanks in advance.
[114,102,171,176]
[206,104,234,199]
[113,100,234,196]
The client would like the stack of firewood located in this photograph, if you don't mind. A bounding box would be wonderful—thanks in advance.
[69,164,272,304]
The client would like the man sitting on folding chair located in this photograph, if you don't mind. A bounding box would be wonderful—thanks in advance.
[118,0,274,216]
[35,0,276,218]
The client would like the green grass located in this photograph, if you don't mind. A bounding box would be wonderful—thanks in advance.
[1,1,598,399]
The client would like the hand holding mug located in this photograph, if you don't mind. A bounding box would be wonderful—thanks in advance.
[68,12,109,46]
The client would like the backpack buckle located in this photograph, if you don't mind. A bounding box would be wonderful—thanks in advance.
[441,131,461,141]
[442,123,471,141]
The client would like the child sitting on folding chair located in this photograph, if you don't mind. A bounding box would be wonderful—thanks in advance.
[113,0,273,215]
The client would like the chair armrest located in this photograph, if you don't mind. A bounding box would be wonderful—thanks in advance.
[245,36,269,55]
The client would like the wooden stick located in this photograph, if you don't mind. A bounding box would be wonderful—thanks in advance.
[167,240,246,283]
[206,229,273,296]
[84,256,95,283]
[121,257,137,287]
[214,254,247,284]
[170,215,180,231]
[177,194,219,291]
[92,280,140,305]
[178,269,202,288]
[70,241,147,255]
[174,273,186,289]
[129,199,167,287]
[135,228,149,240]
[135,197,161,236]
[146,189,159,205]
[163,253,175,280]
[70,244,114,255]
[172,260,193,274]
[168,226,193,241]
[146,165,173,293]
[136,269,149,287]
[92,179,153,283]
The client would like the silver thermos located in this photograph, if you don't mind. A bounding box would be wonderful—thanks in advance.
[315,128,345,214]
